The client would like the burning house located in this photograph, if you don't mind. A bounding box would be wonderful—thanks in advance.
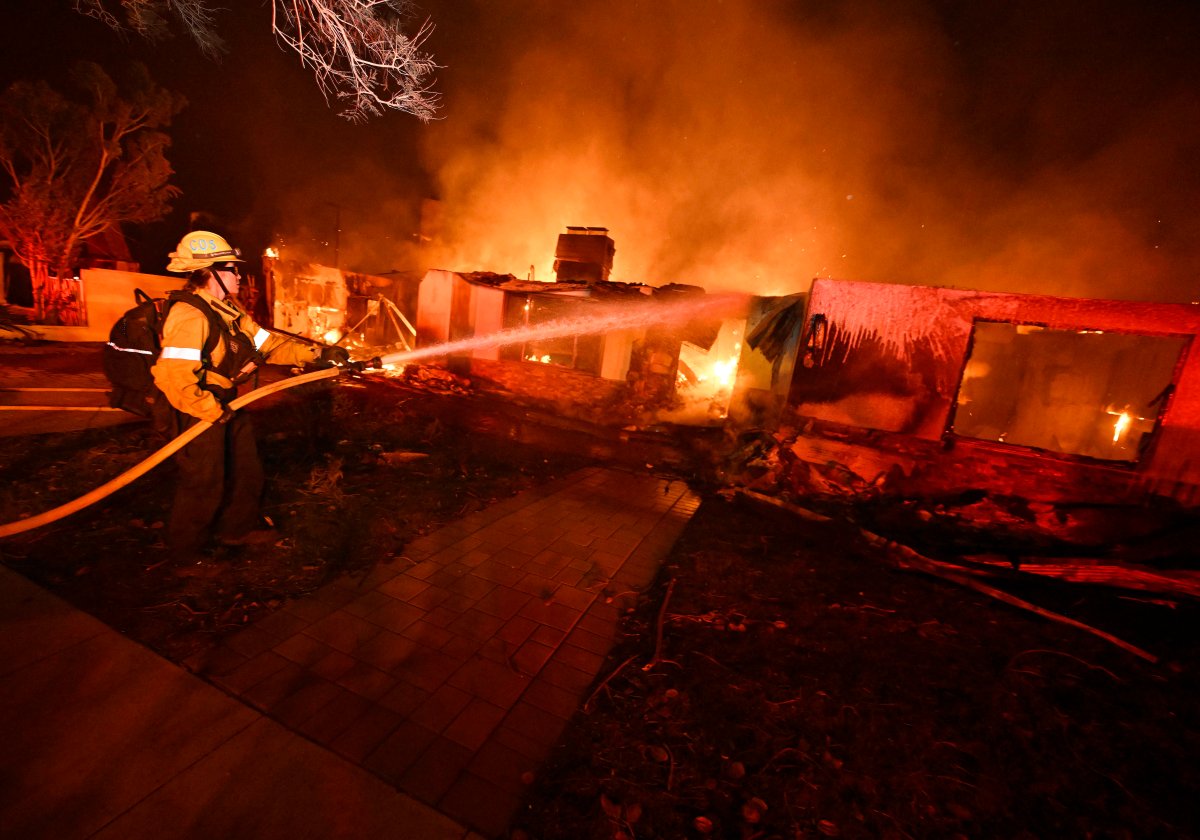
[412,227,806,428]
[752,278,1200,543]
[265,252,420,350]
[268,220,1200,542]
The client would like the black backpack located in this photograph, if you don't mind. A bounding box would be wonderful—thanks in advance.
[103,288,225,418]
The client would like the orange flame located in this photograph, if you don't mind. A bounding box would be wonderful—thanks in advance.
[1112,411,1132,443]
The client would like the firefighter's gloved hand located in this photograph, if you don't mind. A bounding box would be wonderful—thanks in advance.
[319,345,351,366]
[215,407,236,425]
[346,356,383,373]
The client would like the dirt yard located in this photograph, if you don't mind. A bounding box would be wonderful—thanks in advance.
[1,353,1197,839]
[513,496,1200,840]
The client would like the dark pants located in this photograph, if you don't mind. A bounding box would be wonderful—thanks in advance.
[167,410,265,553]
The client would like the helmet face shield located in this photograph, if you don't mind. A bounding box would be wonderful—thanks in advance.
[167,230,245,272]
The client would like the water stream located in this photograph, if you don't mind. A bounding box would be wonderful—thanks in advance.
[377,292,750,367]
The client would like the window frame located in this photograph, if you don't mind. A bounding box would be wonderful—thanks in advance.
[944,319,1192,465]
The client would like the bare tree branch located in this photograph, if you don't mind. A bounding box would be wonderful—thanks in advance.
[73,0,439,121]
[73,0,224,55]
[167,0,223,57]
[270,0,440,121]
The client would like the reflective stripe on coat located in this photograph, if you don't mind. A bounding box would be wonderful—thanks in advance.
[152,289,321,423]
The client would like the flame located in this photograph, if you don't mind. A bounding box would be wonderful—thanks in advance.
[1112,411,1132,443]
[671,353,740,420]
[1105,405,1143,444]
[323,329,341,344]
[704,357,738,389]
[264,246,279,259]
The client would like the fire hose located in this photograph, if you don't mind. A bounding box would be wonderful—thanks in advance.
[0,365,346,540]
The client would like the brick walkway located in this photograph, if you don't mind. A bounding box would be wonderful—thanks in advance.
[185,466,700,837]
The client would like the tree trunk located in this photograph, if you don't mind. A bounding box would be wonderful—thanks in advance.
[30,257,48,323]
[52,260,82,327]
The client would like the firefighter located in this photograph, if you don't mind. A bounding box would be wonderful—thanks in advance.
[152,230,349,566]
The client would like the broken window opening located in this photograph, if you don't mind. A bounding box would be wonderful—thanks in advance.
[501,294,602,374]
[950,320,1189,463]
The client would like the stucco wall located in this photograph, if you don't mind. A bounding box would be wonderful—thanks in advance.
[27,268,181,342]
[415,269,457,347]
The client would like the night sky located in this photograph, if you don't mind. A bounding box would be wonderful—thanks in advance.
[3,0,1198,302]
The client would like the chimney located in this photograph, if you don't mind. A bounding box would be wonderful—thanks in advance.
[553,226,615,283]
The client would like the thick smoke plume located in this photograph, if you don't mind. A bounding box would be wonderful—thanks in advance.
[417,0,1200,302]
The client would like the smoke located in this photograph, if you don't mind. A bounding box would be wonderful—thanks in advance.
[7,0,1194,299]
[269,159,426,275]
[417,0,1200,302]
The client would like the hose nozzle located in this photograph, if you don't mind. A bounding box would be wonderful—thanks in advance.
[346,356,383,373]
